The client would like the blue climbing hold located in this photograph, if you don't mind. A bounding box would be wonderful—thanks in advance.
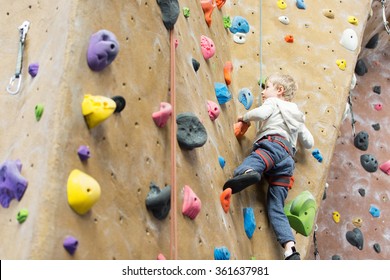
[243,207,256,239]
[312,149,323,162]
[296,0,306,9]
[238,88,254,110]
[214,246,231,260]
[369,205,380,217]
[229,16,250,34]
[214,82,232,105]
[218,156,226,169]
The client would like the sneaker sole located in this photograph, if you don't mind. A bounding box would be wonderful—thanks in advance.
[223,172,261,194]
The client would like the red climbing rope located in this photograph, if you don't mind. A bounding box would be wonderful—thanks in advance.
[169,30,178,260]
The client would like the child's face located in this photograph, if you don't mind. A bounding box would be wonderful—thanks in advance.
[261,81,283,102]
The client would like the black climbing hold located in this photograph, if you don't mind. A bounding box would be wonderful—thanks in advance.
[331,255,341,260]
[346,228,364,250]
[360,154,378,172]
[365,33,379,49]
[373,243,381,253]
[112,96,126,113]
[372,123,380,131]
[192,58,200,72]
[145,182,171,220]
[354,131,369,151]
[176,112,207,150]
[373,85,381,94]
[358,188,366,197]
[156,0,180,30]
[355,59,367,76]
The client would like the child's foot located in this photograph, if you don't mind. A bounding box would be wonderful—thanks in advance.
[284,246,301,260]
[223,170,261,194]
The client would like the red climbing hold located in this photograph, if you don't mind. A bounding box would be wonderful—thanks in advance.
[220,188,232,213]
[284,35,294,43]
[379,160,390,175]
[374,103,383,111]
[182,185,201,219]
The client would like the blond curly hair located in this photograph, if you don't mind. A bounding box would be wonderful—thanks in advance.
[265,73,298,101]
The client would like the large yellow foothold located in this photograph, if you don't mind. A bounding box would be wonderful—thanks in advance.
[332,211,340,223]
[67,169,101,215]
[348,16,358,25]
[336,59,347,70]
[82,94,116,129]
[277,0,287,10]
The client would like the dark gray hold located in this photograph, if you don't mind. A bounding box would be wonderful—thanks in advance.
[354,131,369,151]
[373,243,381,253]
[365,33,379,49]
[346,228,364,250]
[373,85,381,94]
[145,182,171,220]
[176,113,207,150]
[331,255,341,260]
[358,188,366,197]
[156,0,180,30]
[355,59,368,76]
[360,154,378,172]
[192,58,200,72]
[112,96,126,113]
[372,123,380,131]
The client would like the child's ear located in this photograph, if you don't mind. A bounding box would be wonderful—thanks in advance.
[277,86,285,93]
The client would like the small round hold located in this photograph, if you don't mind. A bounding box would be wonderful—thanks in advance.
[112,96,126,113]
[373,243,381,253]
[331,255,341,260]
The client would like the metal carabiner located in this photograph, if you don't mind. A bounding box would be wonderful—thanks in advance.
[6,21,30,95]
[381,0,390,35]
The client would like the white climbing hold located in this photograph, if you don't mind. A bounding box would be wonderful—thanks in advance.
[340,28,358,51]
[278,16,289,25]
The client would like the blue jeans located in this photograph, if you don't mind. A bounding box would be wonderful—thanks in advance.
[233,139,295,246]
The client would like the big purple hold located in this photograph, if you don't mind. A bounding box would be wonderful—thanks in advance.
[0,160,28,208]
[87,30,119,71]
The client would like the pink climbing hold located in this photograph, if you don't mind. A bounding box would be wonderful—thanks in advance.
[200,35,215,60]
[374,103,383,111]
[157,253,166,260]
[152,102,172,127]
[182,185,201,219]
[207,100,220,121]
[174,38,179,48]
[379,160,390,175]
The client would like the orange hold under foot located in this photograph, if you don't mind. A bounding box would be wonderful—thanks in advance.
[220,188,232,213]
[201,0,216,27]
[224,61,233,85]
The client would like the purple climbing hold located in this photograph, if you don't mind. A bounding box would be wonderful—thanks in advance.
[156,0,180,30]
[28,63,39,77]
[87,29,119,71]
[78,145,91,161]
[360,154,378,172]
[145,182,171,220]
[346,228,364,250]
[0,160,28,208]
[63,236,79,255]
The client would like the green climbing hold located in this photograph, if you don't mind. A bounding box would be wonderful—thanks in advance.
[17,208,29,223]
[183,7,190,18]
[284,190,317,236]
[35,104,44,121]
[223,16,232,29]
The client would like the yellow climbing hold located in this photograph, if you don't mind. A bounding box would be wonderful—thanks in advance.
[82,94,116,129]
[277,0,287,10]
[352,217,363,227]
[67,169,101,215]
[332,211,340,223]
[336,59,347,70]
[348,16,358,25]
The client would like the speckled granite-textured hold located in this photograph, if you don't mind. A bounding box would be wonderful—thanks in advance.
[176,113,207,150]
[354,131,369,151]
[145,182,171,220]
[360,154,378,172]
[156,0,179,30]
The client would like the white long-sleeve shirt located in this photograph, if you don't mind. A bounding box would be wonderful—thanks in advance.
[242,97,314,150]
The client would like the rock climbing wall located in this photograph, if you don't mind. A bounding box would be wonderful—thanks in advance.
[0,0,373,260]
[308,0,390,260]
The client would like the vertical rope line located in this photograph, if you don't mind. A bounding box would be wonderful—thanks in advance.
[169,30,178,260]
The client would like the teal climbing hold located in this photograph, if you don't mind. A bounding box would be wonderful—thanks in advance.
[284,190,317,236]
[243,207,256,239]
[369,205,380,217]
[218,156,226,169]
[214,83,232,104]
[214,246,230,260]
[296,0,306,9]
[238,88,254,110]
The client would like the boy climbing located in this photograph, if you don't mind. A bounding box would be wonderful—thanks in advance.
[221,73,314,260]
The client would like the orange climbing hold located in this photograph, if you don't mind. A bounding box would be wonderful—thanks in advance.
[201,0,216,27]
[234,121,250,138]
[224,61,233,85]
[216,0,226,9]
[220,188,232,213]
[284,35,294,43]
